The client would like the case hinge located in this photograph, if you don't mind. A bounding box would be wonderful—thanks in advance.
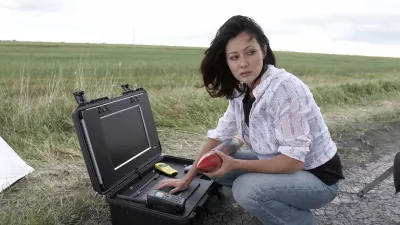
[136,154,163,180]
[135,168,143,180]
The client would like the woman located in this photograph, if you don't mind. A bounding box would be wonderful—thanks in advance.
[157,15,344,225]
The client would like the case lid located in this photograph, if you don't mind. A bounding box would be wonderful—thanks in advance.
[73,88,162,194]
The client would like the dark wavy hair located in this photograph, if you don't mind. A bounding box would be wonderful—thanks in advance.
[200,15,276,99]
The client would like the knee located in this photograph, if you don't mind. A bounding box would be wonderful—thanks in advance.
[232,175,263,208]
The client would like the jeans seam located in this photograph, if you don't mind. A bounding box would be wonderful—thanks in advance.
[254,198,286,225]
[253,190,289,225]
[326,183,339,196]
[253,187,329,225]
[256,187,333,205]
[326,183,339,200]
[255,186,330,197]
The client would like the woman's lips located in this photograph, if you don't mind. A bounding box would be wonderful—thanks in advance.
[240,71,251,77]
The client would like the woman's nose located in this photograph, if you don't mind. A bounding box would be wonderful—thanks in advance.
[240,59,248,68]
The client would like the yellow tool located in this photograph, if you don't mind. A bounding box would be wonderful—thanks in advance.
[154,162,178,177]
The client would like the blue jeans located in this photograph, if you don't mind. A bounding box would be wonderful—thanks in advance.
[211,151,339,225]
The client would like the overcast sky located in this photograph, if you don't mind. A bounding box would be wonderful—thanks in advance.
[1,0,400,57]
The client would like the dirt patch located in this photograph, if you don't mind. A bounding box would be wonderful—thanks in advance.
[0,161,109,224]
[323,97,400,129]
[335,122,400,167]
[157,127,208,159]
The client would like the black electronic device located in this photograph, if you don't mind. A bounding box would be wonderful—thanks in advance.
[147,189,186,213]
[71,85,221,225]
[116,189,186,213]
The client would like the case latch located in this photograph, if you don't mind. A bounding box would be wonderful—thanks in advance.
[72,90,87,106]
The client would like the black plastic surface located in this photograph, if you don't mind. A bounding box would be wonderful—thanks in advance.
[73,89,162,194]
[108,156,215,225]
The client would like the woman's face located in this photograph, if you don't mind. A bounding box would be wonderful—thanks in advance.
[225,32,266,88]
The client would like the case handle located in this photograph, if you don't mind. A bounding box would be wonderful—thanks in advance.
[121,84,139,95]
[120,84,132,92]
[72,90,87,105]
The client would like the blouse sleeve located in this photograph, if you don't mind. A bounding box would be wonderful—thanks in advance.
[270,78,312,162]
[207,100,237,142]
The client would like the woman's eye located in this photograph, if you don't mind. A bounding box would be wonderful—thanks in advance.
[230,56,238,60]
[247,50,255,55]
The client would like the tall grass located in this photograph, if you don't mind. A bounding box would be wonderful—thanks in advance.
[313,80,400,107]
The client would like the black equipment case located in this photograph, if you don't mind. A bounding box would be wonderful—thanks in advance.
[71,85,220,225]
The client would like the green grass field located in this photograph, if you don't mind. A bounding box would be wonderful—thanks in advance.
[0,41,400,224]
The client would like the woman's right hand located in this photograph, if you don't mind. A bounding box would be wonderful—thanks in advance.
[156,178,191,194]
[155,178,191,195]
[154,138,221,194]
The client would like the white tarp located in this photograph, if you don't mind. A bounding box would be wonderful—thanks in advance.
[0,136,34,192]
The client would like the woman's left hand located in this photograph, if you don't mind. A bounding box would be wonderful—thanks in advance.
[203,151,236,178]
